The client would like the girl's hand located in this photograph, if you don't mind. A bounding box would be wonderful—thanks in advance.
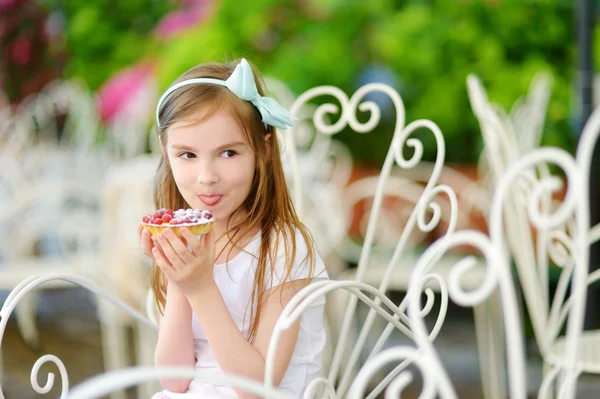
[138,224,157,262]
[138,223,190,265]
[151,227,216,296]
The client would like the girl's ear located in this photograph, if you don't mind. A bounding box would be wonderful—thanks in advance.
[264,133,272,157]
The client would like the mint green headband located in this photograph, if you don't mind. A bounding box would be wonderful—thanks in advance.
[155,58,293,130]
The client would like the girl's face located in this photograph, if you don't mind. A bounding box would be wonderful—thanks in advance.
[166,110,256,235]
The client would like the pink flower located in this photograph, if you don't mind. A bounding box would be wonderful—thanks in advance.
[182,0,212,10]
[153,0,215,39]
[12,35,31,65]
[0,0,22,9]
[154,11,200,38]
[97,63,154,122]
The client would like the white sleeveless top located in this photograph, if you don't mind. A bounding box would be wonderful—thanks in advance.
[160,228,329,398]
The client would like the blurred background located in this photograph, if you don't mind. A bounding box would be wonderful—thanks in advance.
[1,0,583,164]
[2,0,600,398]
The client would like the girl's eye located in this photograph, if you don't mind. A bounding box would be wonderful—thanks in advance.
[221,150,237,158]
[179,152,196,159]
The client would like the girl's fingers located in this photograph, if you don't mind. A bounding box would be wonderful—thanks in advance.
[151,237,169,263]
[152,247,175,280]
[141,229,155,259]
[179,228,203,255]
[155,232,186,267]
[138,224,144,247]
[164,228,196,262]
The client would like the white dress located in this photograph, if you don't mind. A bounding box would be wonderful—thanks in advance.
[155,228,329,398]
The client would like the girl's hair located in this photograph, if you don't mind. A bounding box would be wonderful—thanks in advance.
[151,58,316,342]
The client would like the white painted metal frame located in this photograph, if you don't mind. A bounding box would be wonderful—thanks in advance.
[281,83,507,398]
[468,73,600,398]
[0,80,155,399]
[0,273,157,399]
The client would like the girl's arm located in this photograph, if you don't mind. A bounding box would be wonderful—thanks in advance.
[187,280,303,399]
[154,281,196,392]
[139,226,196,392]
[152,227,303,398]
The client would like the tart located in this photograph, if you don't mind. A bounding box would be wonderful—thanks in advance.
[141,208,214,237]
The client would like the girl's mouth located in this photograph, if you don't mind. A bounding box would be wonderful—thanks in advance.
[198,195,223,206]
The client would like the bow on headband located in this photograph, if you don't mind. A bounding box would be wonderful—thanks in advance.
[156,58,293,130]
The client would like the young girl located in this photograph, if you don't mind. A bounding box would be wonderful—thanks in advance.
[137,58,328,399]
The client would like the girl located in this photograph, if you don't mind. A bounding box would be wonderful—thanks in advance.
[137,58,328,399]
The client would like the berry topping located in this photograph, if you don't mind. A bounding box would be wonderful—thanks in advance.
[142,208,215,225]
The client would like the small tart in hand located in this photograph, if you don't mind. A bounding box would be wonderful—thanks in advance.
[141,208,215,237]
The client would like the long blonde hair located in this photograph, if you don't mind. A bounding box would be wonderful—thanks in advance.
[152,59,316,342]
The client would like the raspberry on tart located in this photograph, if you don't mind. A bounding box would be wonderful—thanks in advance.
[141,208,215,237]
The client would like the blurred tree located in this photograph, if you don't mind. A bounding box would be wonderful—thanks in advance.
[42,0,176,91]
[53,0,580,165]
[0,0,63,103]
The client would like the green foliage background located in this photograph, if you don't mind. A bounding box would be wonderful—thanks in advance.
[46,0,175,90]
[56,0,583,166]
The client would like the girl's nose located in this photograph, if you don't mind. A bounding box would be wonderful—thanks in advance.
[196,161,219,185]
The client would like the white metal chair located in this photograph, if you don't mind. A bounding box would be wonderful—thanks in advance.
[506,71,553,154]
[280,82,509,398]
[0,178,103,340]
[0,80,155,399]
[468,73,600,398]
